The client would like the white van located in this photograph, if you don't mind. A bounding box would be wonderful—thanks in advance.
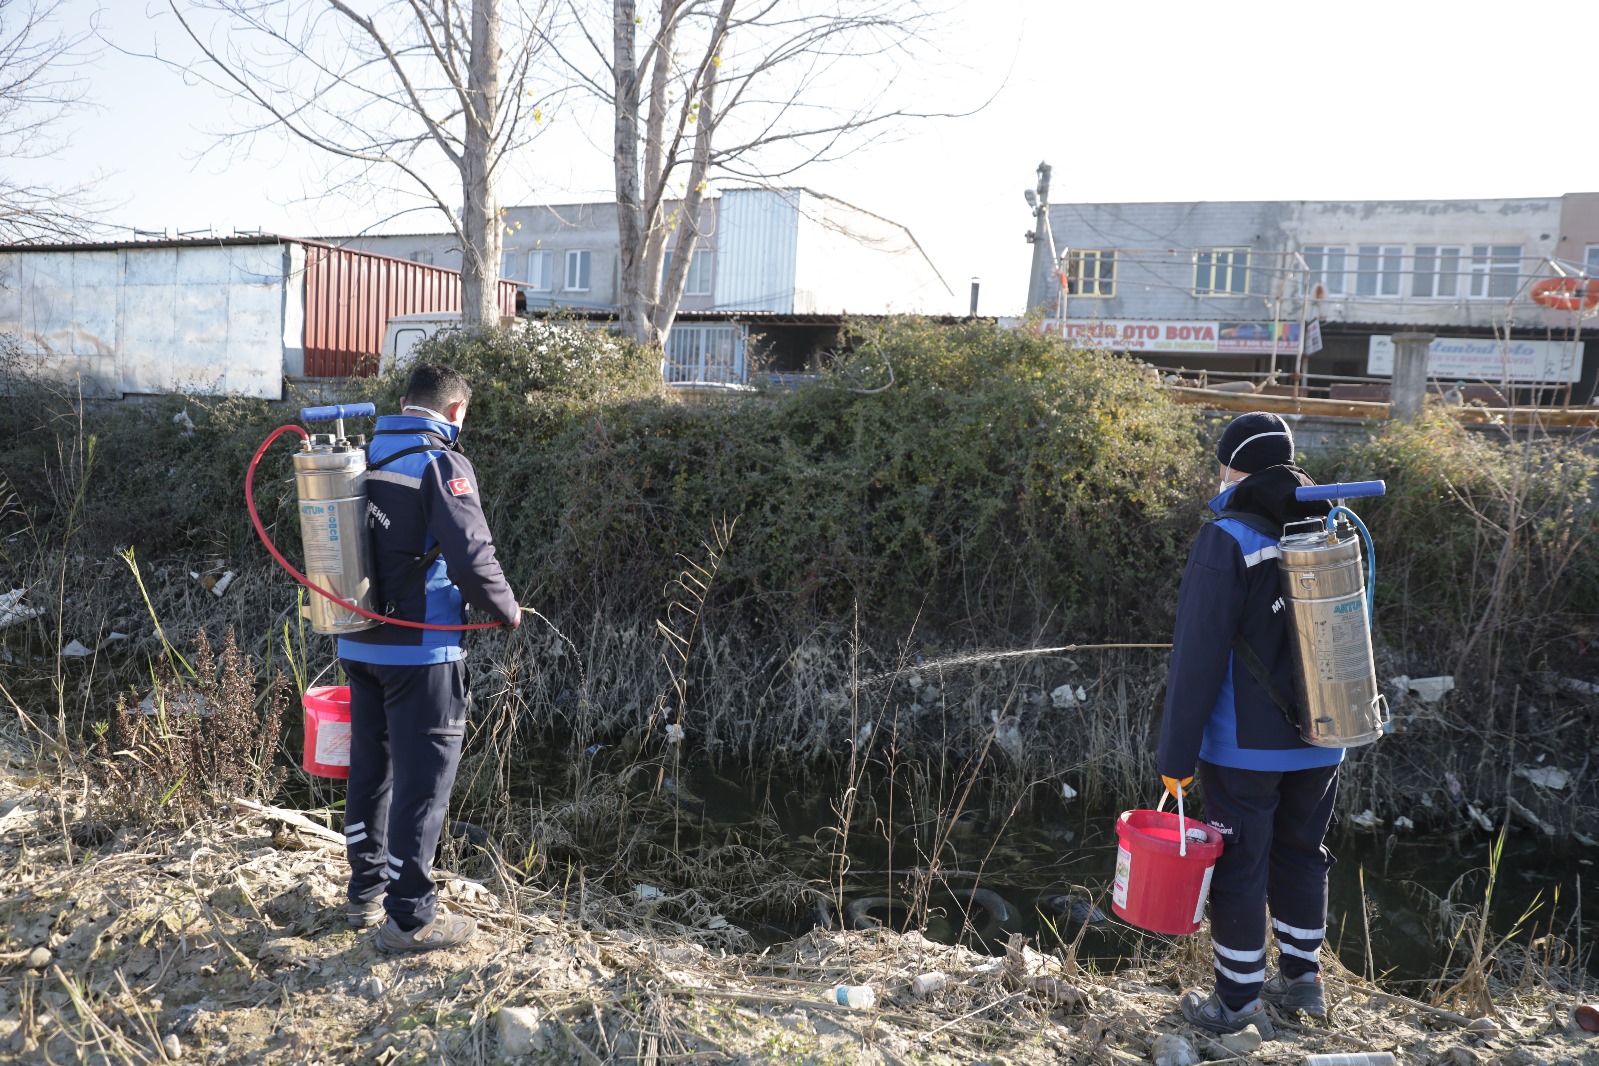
[380,312,522,371]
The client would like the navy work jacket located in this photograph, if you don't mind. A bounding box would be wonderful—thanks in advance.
[1156,465,1342,776]
[337,414,519,665]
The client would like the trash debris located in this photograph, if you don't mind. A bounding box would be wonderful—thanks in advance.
[1152,1032,1199,1066]
[635,884,663,903]
[496,1005,544,1055]
[173,408,197,436]
[910,971,947,997]
[830,984,876,1009]
[1060,781,1078,801]
[1393,816,1415,830]
[664,723,685,743]
[61,639,93,657]
[1212,1024,1263,1056]
[1573,1003,1599,1033]
[1465,804,1495,832]
[1350,809,1381,829]
[0,589,42,628]
[1391,675,1455,702]
[1051,683,1088,708]
[211,570,236,597]
[138,691,210,717]
[1514,765,1570,790]
[991,713,1022,758]
[1561,677,1599,697]
[1506,796,1555,837]
[855,721,873,747]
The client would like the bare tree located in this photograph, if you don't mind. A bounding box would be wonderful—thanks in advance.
[552,0,944,346]
[0,0,100,242]
[164,0,553,326]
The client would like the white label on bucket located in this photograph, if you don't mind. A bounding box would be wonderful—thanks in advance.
[1113,844,1131,909]
[1192,863,1215,926]
[315,719,352,767]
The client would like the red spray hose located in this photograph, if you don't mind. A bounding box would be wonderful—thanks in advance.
[246,424,503,631]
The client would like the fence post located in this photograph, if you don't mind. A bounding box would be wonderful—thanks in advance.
[1389,332,1434,420]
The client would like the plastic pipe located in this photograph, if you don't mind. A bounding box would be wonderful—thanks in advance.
[1328,505,1377,625]
[1295,480,1386,502]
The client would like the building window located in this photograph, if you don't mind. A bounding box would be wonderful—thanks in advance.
[1194,248,1249,295]
[412,250,434,266]
[1412,246,1461,298]
[1302,245,1346,296]
[665,248,715,296]
[565,249,591,292]
[1585,244,1599,277]
[1354,245,1403,297]
[500,252,523,282]
[1065,250,1116,297]
[1469,245,1521,299]
[526,251,554,292]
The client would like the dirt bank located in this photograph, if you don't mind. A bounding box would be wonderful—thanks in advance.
[1,722,1595,1066]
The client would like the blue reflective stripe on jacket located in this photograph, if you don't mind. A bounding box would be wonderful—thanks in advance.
[337,414,519,665]
[1156,485,1343,775]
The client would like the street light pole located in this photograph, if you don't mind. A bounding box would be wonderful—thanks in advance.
[1025,162,1059,320]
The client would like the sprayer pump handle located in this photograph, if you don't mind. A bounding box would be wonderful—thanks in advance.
[1296,480,1386,502]
[300,403,377,423]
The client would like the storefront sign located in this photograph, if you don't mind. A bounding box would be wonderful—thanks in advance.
[1037,318,1302,354]
[1366,335,1583,383]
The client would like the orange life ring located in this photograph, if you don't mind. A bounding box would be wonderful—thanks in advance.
[1530,276,1599,311]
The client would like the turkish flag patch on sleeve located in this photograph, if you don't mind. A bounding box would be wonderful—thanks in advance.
[447,477,473,496]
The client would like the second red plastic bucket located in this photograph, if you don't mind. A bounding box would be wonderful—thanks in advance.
[1112,809,1224,935]
[302,685,352,779]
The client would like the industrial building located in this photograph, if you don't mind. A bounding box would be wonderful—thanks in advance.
[1021,182,1599,405]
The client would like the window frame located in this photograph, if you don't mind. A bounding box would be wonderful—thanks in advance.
[1302,245,1347,296]
[1468,244,1522,300]
[1194,248,1250,296]
[1354,244,1404,298]
[1065,249,1116,298]
[1411,245,1462,299]
[500,251,524,282]
[564,249,592,292]
[1585,244,1599,277]
[526,250,554,292]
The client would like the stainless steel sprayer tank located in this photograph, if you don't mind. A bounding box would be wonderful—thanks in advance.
[1278,481,1388,747]
[293,404,378,635]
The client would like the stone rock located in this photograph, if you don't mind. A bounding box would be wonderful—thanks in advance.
[162,1033,183,1060]
[496,1005,543,1056]
[355,976,386,999]
[1211,1025,1262,1056]
[1152,1032,1199,1066]
[1450,1047,1484,1066]
[24,947,50,970]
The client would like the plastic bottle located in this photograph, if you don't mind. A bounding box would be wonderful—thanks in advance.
[831,984,876,1010]
[1303,1054,1396,1066]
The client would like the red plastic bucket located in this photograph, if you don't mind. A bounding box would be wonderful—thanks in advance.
[302,685,352,779]
[1112,809,1224,935]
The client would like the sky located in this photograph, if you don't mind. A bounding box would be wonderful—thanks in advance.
[12,1,1599,317]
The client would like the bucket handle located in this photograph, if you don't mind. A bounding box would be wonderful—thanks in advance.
[1155,787,1189,857]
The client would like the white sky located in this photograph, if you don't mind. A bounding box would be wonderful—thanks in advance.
[13,1,1599,316]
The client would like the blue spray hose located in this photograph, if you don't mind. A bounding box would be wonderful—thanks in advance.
[1328,506,1377,624]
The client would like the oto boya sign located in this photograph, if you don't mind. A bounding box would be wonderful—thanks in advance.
[1040,319,1303,354]
[1367,336,1583,384]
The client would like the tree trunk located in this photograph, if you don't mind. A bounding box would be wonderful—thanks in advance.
[614,0,650,344]
[461,0,503,328]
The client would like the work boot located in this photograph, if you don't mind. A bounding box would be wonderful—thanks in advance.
[375,910,476,954]
[1179,990,1275,1039]
[1261,971,1326,1017]
[345,899,386,928]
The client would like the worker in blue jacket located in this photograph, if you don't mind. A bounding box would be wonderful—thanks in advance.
[1156,412,1339,1036]
[339,361,521,953]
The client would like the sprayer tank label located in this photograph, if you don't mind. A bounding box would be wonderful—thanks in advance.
[300,503,346,575]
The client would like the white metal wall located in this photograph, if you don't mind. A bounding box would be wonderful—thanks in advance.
[714,189,800,313]
[0,244,291,399]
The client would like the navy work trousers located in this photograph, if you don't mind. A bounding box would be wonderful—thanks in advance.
[342,658,469,929]
[1197,759,1339,1010]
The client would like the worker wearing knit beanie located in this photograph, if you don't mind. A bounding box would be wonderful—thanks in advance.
[1155,409,1340,1038]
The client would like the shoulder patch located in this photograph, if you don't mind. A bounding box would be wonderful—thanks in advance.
[447,477,473,497]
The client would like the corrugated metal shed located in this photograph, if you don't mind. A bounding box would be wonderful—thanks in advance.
[300,242,518,376]
[714,189,800,313]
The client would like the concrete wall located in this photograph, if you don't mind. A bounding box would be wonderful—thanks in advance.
[0,243,291,399]
[1045,195,1580,331]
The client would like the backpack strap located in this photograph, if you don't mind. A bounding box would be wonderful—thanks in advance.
[1215,509,1284,540]
[1230,634,1300,731]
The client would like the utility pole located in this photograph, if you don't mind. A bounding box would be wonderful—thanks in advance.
[1024,162,1060,320]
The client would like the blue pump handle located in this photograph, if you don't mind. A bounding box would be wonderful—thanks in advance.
[1295,480,1385,502]
[300,403,376,423]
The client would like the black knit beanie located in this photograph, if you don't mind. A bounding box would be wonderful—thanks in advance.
[1215,412,1294,473]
